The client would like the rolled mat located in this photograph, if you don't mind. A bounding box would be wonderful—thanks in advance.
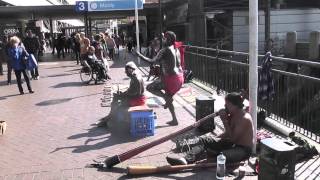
[264,118,295,137]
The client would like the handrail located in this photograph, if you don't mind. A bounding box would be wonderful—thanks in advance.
[185,51,320,82]
[183,45,320,68]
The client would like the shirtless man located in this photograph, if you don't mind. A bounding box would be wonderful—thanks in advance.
[138,31,184,126]
[167,92,254,165]
[79,32,90,63]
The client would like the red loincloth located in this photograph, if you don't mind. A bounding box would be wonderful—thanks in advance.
[163,73,184,96]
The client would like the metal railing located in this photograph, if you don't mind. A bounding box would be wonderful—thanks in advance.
[184,45,320,142]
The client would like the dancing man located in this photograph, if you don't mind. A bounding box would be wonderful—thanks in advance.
[138,31,184,126]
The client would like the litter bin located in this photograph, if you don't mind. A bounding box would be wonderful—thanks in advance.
[259,138,296,180]
[196,96,215,133]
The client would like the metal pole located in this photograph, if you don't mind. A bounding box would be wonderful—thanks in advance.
[159,0,163,48]
[265,0,271,52]
[135,0,140,64]
[89,17,92,38]
[84,12,88,36]
[249,0,258,154]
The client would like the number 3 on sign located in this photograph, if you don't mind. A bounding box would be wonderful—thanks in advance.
[76,1,88,12]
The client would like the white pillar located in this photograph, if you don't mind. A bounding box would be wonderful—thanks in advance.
[135,0,140,64]
[249,0,258,154]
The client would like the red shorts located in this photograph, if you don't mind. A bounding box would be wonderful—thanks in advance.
[163,73,184,95]
[129,95,147,106]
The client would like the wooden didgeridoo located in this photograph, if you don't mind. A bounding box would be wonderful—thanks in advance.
[104,112,219,168]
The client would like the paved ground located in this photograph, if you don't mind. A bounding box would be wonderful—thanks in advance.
[0,50,319,180]
[0,51,245,180]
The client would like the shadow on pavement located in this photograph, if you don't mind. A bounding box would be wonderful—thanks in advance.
[0,93,22,100]
[36,97,73,106]
[45,65,77,69]
[0,80,17,86]
[41,72,78,78]
[118,170,208,180]
[35,92,102,106]
[51,81,84,88]
[65,68,81,72]
[50,118,139,154]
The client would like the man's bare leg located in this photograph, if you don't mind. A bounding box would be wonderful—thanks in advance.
[166,101,178,126]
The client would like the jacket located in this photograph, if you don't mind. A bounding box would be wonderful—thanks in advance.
[7,46,28,70]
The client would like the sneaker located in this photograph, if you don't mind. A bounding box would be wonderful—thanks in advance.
[29,90,34,94]
[166,154,188,165]
[96,121,108,127]
[184,146,206,164]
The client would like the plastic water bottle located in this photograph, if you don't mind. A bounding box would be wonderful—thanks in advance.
[216,152,226,180]
[153,112,157,127]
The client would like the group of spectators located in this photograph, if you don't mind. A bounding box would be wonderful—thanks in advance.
[50,31,123,63]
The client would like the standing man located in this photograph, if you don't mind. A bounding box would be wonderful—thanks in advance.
[79,32,90,64]
[1,36,12,84]
[138,31,184,126]
[0,36,6,75]
[23,30,40,80]
[105,33,116,60]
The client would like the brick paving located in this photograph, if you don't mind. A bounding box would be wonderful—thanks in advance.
[0,51,242,180]
[0,51,318,179]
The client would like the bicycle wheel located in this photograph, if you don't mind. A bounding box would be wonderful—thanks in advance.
[80,66,92,84]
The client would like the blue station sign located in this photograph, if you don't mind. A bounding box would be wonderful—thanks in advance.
[75,0,143,12]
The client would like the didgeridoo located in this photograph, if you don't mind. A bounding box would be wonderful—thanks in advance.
[104,112,219,168]
[127,162,240,175]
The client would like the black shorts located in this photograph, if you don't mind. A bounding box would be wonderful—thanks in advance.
[199,135,252,163]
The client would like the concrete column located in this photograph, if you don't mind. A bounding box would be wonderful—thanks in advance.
[188,0,206,46]
[309,31,320,60]
[284,31,296,58]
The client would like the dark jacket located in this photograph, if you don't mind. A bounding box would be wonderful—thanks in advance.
[23,36,40,54]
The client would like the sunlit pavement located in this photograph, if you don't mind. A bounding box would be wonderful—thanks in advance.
[0,51,257,179]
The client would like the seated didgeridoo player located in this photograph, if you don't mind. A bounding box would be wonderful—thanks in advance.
[167,92,254,165]
[97,61,146,127]
[138,31,184,126]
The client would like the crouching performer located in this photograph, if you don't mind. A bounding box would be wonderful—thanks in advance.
[138,31,184,126]
[97,61,146,127]
[167,92,254,165]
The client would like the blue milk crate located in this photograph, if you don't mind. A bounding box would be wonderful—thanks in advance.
[130,110,155,137]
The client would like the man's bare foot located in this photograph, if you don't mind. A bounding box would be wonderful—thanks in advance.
[166,120,178,126]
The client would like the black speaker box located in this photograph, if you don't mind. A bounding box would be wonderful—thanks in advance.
[196,96,215,133]
[259,138,296,180]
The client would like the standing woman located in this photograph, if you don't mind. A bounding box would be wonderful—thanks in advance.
[7,36,34,95]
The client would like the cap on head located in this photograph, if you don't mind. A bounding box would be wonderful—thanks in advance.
[225,92,244,109]
[125,61,137,70]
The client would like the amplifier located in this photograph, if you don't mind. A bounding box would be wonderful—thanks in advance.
[259,138,296,180]
[196,96,215,133]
